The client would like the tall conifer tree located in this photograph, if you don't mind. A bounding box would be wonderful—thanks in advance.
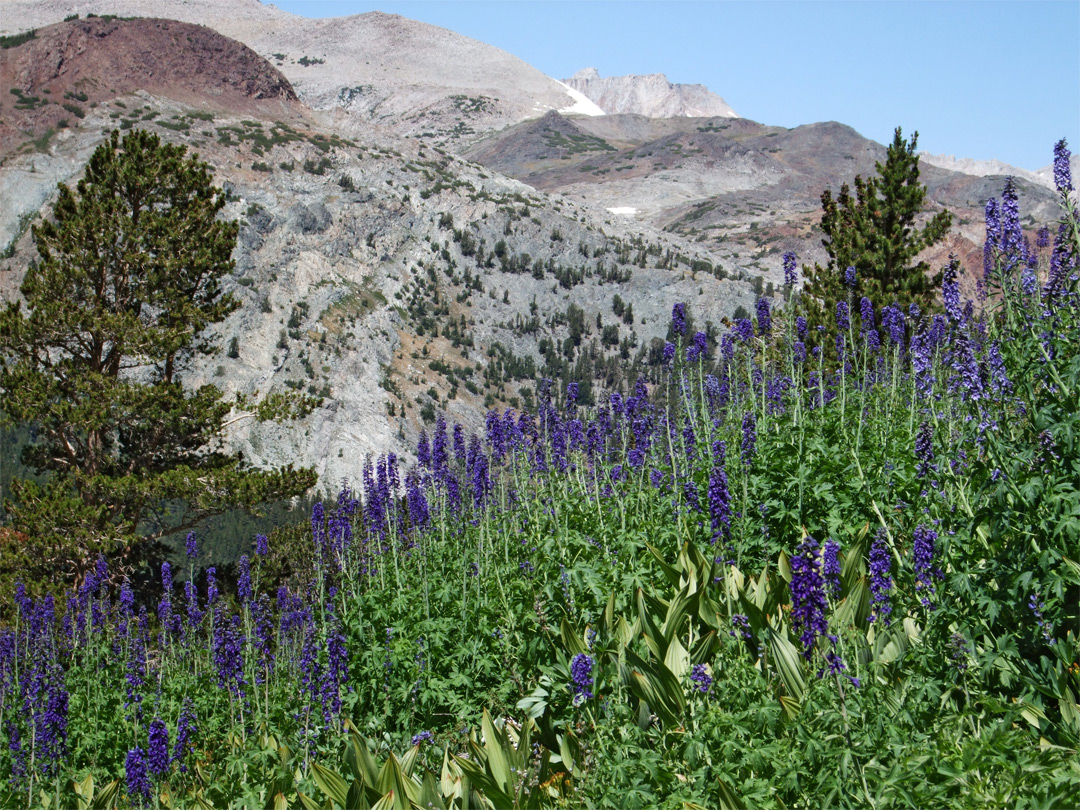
[0,130,316,588]
[800,127,953,330]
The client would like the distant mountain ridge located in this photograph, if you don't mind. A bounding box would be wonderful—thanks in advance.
[920,151,1080,191]
[563,67,738,119]
[0,0,603,143]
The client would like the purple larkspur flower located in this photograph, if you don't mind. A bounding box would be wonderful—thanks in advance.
[915,420,935,480]
[185,531,198,559]
[912,524,943,608]
[453,423,467,467]
[683,479,702,513]
[1029,593,1055,645]
[662,341,676,365]
[1053,138,1072,193]
[731,614,752,640]
[682,418,697,463]
[756,298,771,337]
[406,473,430,531]
[148,717,169,777]
[796,315,807,340]
[411,730,435,747]
[836,300,850,331]
[843,266,856,287]
[570,653,594,704]
[948,633,971,672]
[692,330,709,360]
[822,538,841,598]
[690,663,713,694]
[790,535,830,660]
[1000,180,1023,274]
[238,556,252,604]
[868,529,893,625]
[206,567,219,607]
[672,302,687,336]
[417,430,431,469]
[734,318,754,343]
[125,748,151,804]
[321,600,349,725]
[172,698,197,772]
[213,612,246,698]
[740,412,756,466]
[942,259,962,324]
[783,251,798,286]
[881,304,905,348]
[255,533,269,556]
[433,415,449,473]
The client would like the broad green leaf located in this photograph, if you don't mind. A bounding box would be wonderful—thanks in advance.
[769,629,807,701]
[625,647,685,726]
[419,770,448,810]
[311,762,350,808]
[481,708,513,794]
[716,777,748,810]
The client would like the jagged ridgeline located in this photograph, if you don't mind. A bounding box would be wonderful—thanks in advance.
[2,157,1079,805]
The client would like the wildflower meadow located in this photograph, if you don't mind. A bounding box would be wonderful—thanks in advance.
[2,141,1079,808]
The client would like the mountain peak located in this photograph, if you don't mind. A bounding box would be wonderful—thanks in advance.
[563,68,737,119]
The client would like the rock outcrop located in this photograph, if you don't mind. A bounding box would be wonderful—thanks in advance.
[563,67,738,119]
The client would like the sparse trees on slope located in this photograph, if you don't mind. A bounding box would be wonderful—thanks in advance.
[0,129,316,589]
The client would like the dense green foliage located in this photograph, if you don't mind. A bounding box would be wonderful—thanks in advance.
[1,141,1078,809]
[0,130,316,593]
[801,127,953,332]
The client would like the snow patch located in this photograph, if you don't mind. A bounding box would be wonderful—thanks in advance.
[554,81,605,117]
[606,206,638,216]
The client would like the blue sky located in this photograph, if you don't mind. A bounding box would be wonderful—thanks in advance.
[269,1,1078,171]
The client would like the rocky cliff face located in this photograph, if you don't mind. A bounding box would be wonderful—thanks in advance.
[563,67,738,119]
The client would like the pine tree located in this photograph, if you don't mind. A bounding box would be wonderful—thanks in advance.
[0,130,316,589]
[800,127,952,330]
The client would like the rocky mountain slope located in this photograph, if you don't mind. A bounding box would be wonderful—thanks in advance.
[564,67,738,119]
[465,111,1059,297]
[0,15,752,493]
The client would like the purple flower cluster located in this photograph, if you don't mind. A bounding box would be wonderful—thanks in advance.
[707,464,731,546]
[1029,593,1055,645]
[1053,138,1072,194]
[915,420,935,480]
[756,298,771,337]
[867,530,893,626]
[740,412,756,466]
[690,663,712,694]
[148,717,170,777]
[125,747,151,804]
[671,302,687,336]
[789,536,830,660]
[782,251,798,287]
[411,730,435,746]
[912,524,944,608]
[570,653,594,704]
[822,538,841,599]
